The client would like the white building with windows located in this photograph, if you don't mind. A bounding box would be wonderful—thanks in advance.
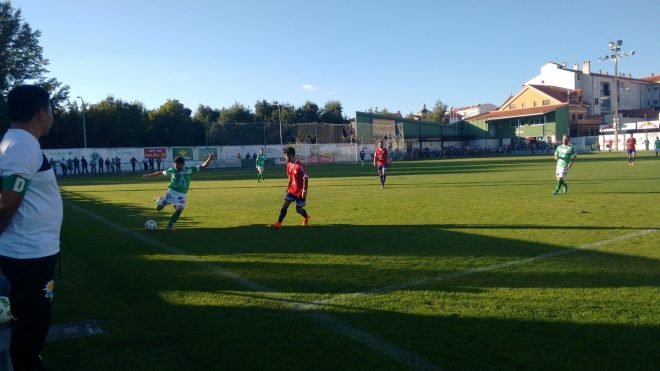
[525,62,660,117]
[455,104,497,119]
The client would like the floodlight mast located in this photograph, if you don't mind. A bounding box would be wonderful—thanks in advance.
[76,96,87,148]
[598,40,635,152]
[273,101,282,145]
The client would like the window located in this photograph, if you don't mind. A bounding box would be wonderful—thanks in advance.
[529,117,544,126]
[533,101,537,107]
[578,114,583,120]
[572,114,576,120]
[521,102,527,108]
[510,120,517,128]
[542,100,550,105]
[602,82,611,96]
[509,103,516,109]
[594,98,599,105]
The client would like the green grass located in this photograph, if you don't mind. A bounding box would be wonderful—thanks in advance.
[48,152,659,370]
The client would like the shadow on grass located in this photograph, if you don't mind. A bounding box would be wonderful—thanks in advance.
[50,192,660,370]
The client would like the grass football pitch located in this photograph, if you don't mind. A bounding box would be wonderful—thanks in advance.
[48,152,659,370]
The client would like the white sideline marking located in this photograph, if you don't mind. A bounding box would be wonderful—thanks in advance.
[301,228,658,309]
[64,201,442,371]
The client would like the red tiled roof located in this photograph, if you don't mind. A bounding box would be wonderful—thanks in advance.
[469,104,567,121]
[640,75,660,83]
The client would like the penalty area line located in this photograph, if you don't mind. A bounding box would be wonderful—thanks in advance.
[302,228,658,309]
[63,200,442,371]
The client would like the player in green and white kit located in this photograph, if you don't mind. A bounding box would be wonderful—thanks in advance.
[655,136,660,157]
[143,154,215,231]
[553,134,577,195]
[256,148,266,182]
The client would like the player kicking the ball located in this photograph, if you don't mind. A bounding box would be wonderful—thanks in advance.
[373,141,391,188]
[553,134,576,195]
[143,153,215,231]
[270,147,310,229]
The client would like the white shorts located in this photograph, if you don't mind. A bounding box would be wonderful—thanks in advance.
[256,166,264,172]
[158,189,187,209]
[556,166,569,178]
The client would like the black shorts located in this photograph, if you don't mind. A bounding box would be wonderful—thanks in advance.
[284,192,306,208]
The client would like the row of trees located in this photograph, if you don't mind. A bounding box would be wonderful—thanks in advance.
[366,100,450,123]
[41,98,351,148]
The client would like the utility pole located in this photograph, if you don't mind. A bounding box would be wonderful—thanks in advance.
[599,40,635,152]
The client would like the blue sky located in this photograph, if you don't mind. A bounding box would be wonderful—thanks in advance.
[11,0,660,117]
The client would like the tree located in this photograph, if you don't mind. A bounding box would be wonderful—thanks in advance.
[0,2,48,95]
[0,2,69,130]
[320,100,346,124]
[366,107,391,116]
[148,99,203,146]
[193,104,221,144]
[254,100,276,123]
[39,77,70,110]
[427,99,448,123]
[296,101,320,123]
[218,102,255,124]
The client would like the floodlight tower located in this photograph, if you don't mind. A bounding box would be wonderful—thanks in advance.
[273,101,283,145]
[76,96,88,148]
[598,40,635,152]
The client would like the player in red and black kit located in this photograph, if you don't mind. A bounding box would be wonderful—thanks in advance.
[373,141,391,188]
[270,147,310,229]
[626,135,637,166]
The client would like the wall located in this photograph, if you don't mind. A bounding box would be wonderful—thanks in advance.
[525,63,577,90]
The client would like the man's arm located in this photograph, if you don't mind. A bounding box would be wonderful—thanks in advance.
[301,177,309,200]
[143,171,164,179]
[0,191,23,235]
[200,153,216,169]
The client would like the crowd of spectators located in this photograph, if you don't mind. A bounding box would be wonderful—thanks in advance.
[403,140,554,160]
[49,156,167,176]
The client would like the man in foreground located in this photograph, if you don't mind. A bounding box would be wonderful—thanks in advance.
[0,85,63,370]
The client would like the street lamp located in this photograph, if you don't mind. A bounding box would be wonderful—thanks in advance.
[272,100,282,145]
[76,96,88,148]
[598,40,635,152]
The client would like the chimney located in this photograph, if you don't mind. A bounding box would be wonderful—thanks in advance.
[561,61,566,68]
[573,63,579,70]
[628,73,631,78]
[582,60,590,74]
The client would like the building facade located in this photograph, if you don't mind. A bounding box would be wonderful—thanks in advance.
[455,103,497,119]
[525,62,660,117]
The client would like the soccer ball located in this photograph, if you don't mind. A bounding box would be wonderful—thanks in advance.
[144,220,157,231]
[0,296,12,324]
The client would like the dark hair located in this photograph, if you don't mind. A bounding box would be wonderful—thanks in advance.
[174,156,185,164]
[7,85,51,123]
[284,146,296,156]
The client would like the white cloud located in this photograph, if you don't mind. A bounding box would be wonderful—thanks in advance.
[301,84,319,91]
